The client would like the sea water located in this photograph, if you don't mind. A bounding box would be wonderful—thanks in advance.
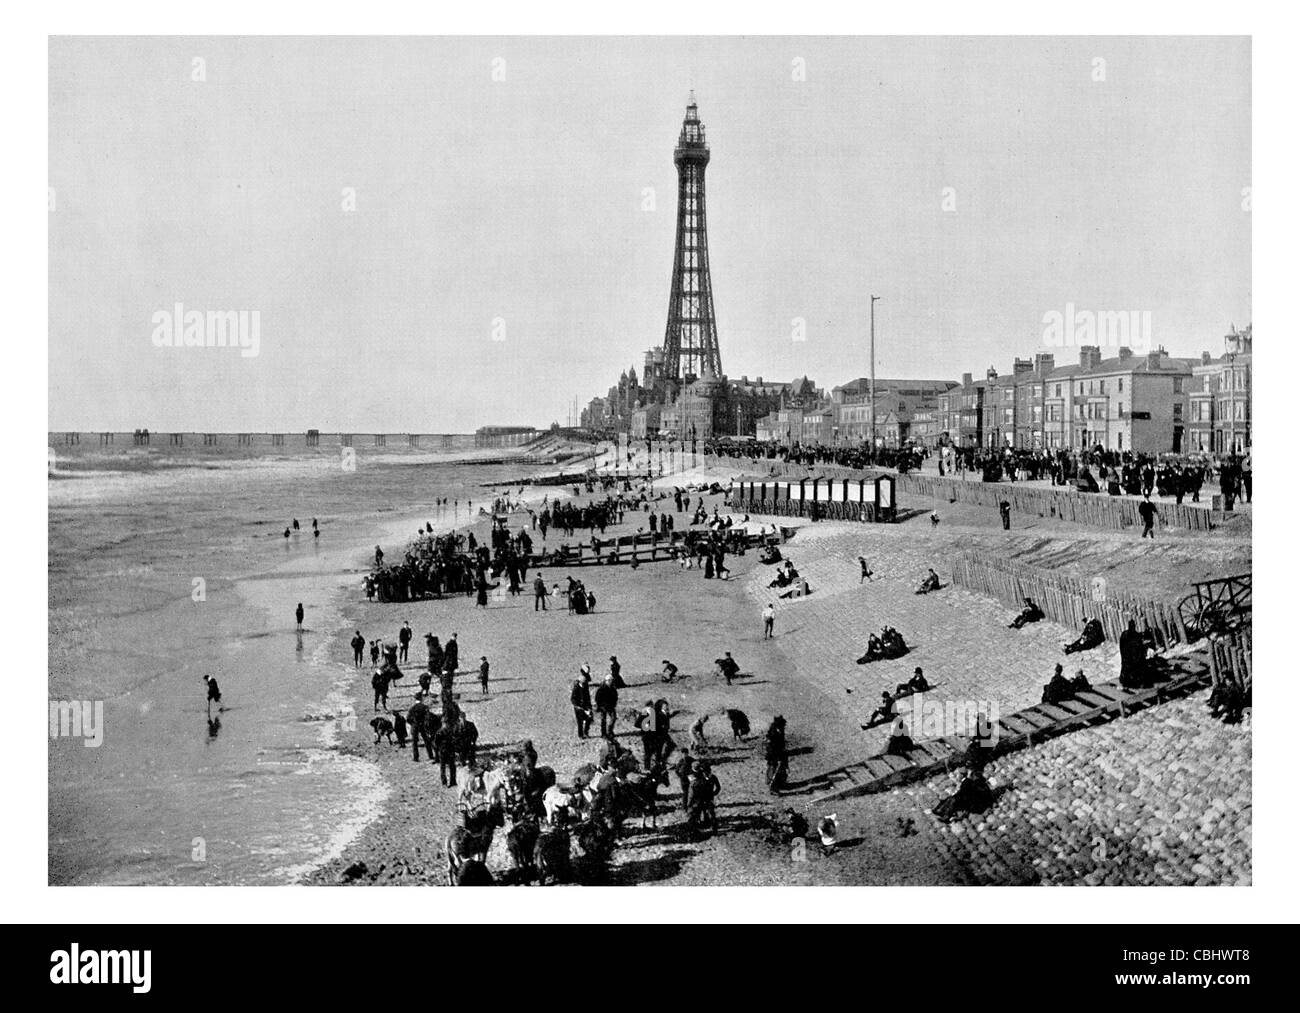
[48,447,534,884]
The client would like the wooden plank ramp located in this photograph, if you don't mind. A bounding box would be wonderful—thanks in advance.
[800,664,1211,807]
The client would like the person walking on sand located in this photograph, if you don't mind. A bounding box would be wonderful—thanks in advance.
[398,621,412,663]
[351,630,365,667]
[673,749,694,812]
[295,602,304,631]
[444,633,459,675]
[203,674,222,718]
[370,639,380,667]
[534,573,548,611]
[371,668,389,711]
[571,667,593,739]
[763,602,775,640]
[594,673,619,739]
[859,556,874,583]
[999,499,1011,531]
[478,656,490,695]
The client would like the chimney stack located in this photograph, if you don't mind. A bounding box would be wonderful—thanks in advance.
[1201,351,1212,365]
[962,372,973,387]
[1034,353,1056,376]
[1013,357,1033,375]
[1118,347,1132,360]
[986,367,998,381]
[1146,348,1165,370]
[1079,345,1102,370]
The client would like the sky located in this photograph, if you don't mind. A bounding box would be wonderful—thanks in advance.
[48,36,1251,432]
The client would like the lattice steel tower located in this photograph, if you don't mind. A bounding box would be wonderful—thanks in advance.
[661,93,723,384]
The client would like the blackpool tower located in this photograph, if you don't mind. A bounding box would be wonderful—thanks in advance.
[661,93,723,386]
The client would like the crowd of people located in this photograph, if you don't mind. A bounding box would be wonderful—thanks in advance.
[704,437,1253,513]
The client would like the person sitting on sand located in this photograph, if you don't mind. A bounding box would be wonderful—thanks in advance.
[1009,597,1045,629]
[915,568,941,595]
[1041,663,1074,705]
[862,691,895,730]
[1064,617,1104,655]
[895,667,930,699]
[932,766,995,823]
[885,715,915,757]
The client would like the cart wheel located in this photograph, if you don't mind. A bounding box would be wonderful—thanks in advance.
[1177,594,1207,641]
[1196,600,1235,639]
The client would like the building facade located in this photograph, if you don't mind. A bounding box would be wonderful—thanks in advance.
[1189,325,1252,454]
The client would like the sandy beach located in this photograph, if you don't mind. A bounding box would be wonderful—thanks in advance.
[306,462,1251,886]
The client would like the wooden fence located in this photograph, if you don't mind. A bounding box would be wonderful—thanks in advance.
[950,550,1189,648]
[1207,629,1252,695]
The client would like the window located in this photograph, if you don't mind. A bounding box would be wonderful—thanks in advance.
[1234,401,1246,421]
[1173,377,1184,394]
[1100,380,1106,394]
[1118,379,1124,393]
[1173,403,1183,420]
[1055,384,1062,397]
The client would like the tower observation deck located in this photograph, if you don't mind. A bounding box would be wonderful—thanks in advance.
[661,94,723,385]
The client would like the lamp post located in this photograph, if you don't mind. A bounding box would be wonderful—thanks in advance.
[870,294,880,452]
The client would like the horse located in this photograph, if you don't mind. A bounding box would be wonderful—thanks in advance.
[453,859,494,886]
[444,805,504,885]
[507,763,556,821]
[535,825,571,885]
[542,784,585,825]
[505,817,540,877]
[618,763,670,829]
[454,723,480,769]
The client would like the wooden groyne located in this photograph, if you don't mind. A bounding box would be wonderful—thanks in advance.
[534,527,787,568]
[804,662,1211,806]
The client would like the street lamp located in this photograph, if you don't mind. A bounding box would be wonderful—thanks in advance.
[870,294,880,452]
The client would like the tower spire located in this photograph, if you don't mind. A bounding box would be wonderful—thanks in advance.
[661,96,722,385]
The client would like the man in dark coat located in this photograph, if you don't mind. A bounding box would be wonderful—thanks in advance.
[371,669,390,711]
[444,633,459,674]
[434,719,459,787]
[764,716,788,792]
[1138,495,1157,539]
[594,675,619,739]
[1118,619,1149,689]
[673,749,695,812]
[398,622,412,663]
[407,696,436,762]
[715,652,740,685]
[570,669,593,739]
[351,630,366,667]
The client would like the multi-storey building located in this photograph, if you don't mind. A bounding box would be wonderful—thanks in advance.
[829,377,957,446]
[1189,325,1252,454]
[1043,345,1198,454]
[938,372,990,447]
